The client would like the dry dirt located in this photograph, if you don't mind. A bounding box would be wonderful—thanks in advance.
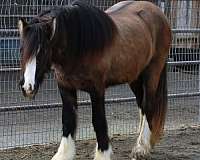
[0,125,199,160]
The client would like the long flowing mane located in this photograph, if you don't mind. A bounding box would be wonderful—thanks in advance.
[54,1,117,56]
[35,1,117,57]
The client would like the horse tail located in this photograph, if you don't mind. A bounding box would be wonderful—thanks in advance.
[149,64,168,146]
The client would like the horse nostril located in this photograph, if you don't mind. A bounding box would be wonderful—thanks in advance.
[28,83,32,91]
[19,79,24,89]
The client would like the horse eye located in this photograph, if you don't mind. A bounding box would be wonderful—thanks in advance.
[20,46,23,53]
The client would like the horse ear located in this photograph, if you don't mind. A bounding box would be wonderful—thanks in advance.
[18,18,28,37]
[50,18,56,40]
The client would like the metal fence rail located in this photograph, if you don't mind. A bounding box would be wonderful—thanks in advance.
[0,0,200,149]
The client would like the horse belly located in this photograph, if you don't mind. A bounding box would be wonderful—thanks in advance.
[106,55,143,86]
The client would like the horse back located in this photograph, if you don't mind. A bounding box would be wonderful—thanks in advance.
[104,1,171,85]
[107,1,171,51]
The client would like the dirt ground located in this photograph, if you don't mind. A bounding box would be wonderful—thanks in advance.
[0,125,199,160]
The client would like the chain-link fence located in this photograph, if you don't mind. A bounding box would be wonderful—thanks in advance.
[0,0,200,149]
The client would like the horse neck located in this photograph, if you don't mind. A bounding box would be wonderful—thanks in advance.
[51,49,78,72]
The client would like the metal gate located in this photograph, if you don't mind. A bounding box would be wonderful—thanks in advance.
[0,0,200,149]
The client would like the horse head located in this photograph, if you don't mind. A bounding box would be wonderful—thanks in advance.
[18,17,56,98]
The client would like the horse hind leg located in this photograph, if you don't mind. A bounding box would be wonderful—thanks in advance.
[130,63,167,159]
[129,76,151,159]
[129,76,144,136]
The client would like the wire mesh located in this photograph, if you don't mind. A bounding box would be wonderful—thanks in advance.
[0,0,200,150]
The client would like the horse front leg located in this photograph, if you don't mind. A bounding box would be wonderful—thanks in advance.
[90,89,112,160]
[52,85,77,160]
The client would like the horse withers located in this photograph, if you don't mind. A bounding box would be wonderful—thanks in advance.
[18,1,171,160]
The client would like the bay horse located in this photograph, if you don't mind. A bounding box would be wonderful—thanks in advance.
[18,1,171,160]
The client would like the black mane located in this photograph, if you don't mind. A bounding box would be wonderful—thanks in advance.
[47,1,117,57]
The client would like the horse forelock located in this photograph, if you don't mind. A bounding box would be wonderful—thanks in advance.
[51,1,117,57]
[21,21,49,68]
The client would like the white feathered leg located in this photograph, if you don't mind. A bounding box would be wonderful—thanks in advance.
[94,144,112,160]
[132,114,152,159]
[51,135,75,160]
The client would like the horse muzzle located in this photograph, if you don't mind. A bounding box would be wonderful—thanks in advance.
[19,78,39,99]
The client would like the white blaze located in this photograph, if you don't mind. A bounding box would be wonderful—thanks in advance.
[23,57,36,92]
[51,135,76,160]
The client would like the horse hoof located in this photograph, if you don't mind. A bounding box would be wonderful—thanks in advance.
[94,144,112,160]
[51,153,74,160]
[130,145,150,160]
[51,152,73,160]
[51,136,75,160]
